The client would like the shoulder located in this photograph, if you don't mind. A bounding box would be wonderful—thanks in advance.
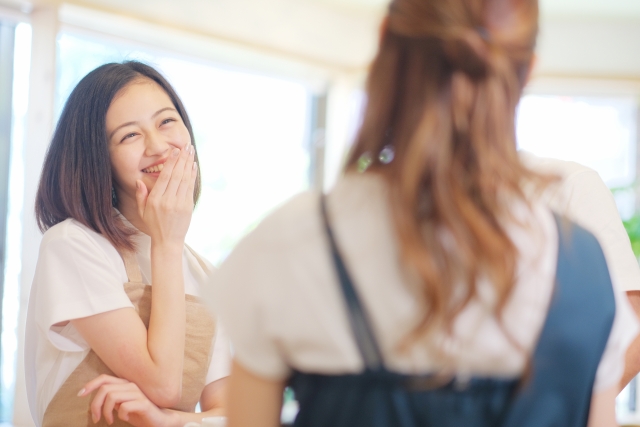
[251,173,386,245]
[519,150,596,179]
[213,189,323,303]
[42,218,111,250]
[38,218,124,277]
[519,152,612,214]
[241,190,322,251]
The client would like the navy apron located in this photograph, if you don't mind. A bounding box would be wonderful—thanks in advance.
[288,197,615,427]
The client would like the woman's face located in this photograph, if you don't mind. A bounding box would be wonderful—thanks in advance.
[106,78,191,210]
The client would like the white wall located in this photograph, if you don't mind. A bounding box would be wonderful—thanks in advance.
[536,16,640,79]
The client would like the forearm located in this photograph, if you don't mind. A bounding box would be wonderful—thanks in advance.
[147,242,186,400]
[161,378,227,427]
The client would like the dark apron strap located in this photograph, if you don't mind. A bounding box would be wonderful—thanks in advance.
[320,195,385,370]
[501,214,616,427]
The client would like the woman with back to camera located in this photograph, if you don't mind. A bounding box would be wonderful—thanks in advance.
[25,61,230,427]
[211,0,639,426]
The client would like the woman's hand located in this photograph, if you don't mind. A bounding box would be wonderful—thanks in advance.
[81,375,179,427]
[135,145,197,247]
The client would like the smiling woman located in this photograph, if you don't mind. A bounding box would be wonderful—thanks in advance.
[25,61,230,427]
[106,79,196,236]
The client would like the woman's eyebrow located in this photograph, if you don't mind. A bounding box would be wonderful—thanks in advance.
[108,107,178,140]
[152,107,177,118]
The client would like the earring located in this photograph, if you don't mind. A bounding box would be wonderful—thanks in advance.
[379,145,395,164]
[111,187,117,207]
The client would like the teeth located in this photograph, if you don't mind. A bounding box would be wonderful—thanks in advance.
[143,163,165,173]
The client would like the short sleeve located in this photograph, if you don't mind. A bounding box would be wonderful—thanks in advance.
[208,226,291,380]
[33,222,134,352]
[205,322,231,384]
[561,171,640,292]
[593,284,640,392]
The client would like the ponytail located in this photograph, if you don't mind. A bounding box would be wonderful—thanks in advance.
[345,0,552,345]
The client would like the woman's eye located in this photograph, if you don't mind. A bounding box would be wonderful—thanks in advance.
[161,118,176,125]
[121,133,137,142]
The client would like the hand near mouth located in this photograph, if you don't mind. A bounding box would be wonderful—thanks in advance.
[135,145,197,248]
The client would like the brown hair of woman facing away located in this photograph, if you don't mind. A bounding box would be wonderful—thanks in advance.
[346,0,554,344]
[35,61,201,251]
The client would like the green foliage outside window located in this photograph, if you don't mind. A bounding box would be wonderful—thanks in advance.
[612,184,640,258]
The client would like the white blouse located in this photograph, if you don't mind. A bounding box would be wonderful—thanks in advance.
[210,173,638,393]
[25,217,230,426]
[520,151,640,292]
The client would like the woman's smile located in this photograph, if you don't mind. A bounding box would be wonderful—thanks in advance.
[141,158,169,175]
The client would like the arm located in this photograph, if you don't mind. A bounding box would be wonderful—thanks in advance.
[83,375,228,426]
[75,146,196,407]
[620,291,640,389]
[226,360,284,427]
[165,378,228,425]
[172,360,283,427]
[587,385,618,427]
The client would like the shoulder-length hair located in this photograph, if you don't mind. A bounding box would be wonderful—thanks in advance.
[35,61,201,251]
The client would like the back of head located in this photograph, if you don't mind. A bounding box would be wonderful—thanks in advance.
[346,0,547,343]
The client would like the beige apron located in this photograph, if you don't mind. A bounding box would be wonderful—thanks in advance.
[42,248,216,427]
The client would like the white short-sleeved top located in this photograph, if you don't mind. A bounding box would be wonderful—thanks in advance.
[520,151,640,292]
[25,218,231,427]
[210,172,638,393]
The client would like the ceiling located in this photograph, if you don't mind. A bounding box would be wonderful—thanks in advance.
[308,0,640,18]
[2,0,640,76]
[539,0,640,18]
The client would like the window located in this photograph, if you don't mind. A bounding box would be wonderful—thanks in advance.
[57,30,312,264]
[516,94,638,217]
[1,21,31,422]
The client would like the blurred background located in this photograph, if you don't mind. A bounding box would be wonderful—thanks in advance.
[0,0,639,425]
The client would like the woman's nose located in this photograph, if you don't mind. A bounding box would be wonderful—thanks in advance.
[144,130,170,156]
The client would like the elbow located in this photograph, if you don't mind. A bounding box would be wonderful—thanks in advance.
[148,381,182,408]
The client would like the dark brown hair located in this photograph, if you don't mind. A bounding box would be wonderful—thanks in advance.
[35,61,201,251]
[346,0,552,343]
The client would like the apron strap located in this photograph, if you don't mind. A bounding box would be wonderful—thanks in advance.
[118,249,144,284]
[185,243,214,275]
[320,195,385,371]
[501,214,615,427]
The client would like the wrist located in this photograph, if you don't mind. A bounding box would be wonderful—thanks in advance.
[161,409,182,427]
[151,241,184,257]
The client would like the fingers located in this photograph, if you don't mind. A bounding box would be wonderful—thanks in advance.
[101,388,141,424]
[79,374,128,397]
[185,161,198,205]
[149,147,181,198]
[117,399,152,423]
[164,145,194,199]
[86,380,144,424]
[176,146,196,204]
[135,180,149,219]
